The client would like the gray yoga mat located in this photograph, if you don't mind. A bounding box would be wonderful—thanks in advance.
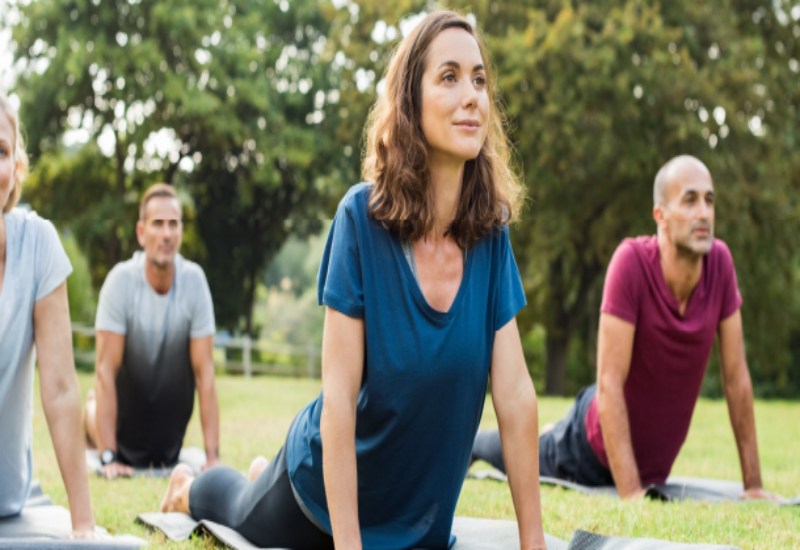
[138,511,745,549]
[473,468,800,506]
[566,529,740,550]
[471,469,744,502]
[0,482,146,549]
[86,446,206,478]
[137,511,569,549]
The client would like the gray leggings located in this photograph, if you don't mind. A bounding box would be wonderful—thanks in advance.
[188,446,334,549]
[472,385,613,486]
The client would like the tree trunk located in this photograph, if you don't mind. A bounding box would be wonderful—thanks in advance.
[545,328,570,395]
[243,267,257,337]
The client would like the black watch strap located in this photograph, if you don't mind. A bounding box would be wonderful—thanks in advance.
[100,449,117,466]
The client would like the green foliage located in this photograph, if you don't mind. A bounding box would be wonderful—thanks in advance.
[60,230,96,324]
[9,0,800,395]
[488,1,800,395]
[9,0,349,334]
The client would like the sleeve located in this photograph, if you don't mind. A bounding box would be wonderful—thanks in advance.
[190,267,216,338]
[95,266,129,334]
[716,241,743,321]
[316,187,365,318]
[34,217,73,302]
[600,240,641,325]
[493,226,527,331]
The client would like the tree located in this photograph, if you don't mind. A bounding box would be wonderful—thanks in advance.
[276,0,800,395]
[8,0,349,333]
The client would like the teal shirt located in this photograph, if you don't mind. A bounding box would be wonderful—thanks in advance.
[286,183,526,549]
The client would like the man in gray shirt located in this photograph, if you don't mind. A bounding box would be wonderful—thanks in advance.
[85,183,220,479]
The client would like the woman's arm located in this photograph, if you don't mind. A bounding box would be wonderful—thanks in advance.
[320,307,365,549]
[490,318,546,550]
[34,282,95,536]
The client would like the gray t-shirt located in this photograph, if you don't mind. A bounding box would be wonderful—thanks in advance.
[95,251,215,466]
[0,209,71,516]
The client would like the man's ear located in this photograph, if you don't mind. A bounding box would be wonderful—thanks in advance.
[136,220,146,247]
[653,204,664,226]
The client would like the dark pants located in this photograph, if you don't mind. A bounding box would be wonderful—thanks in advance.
[189,446,334,549]
[472,385,613,486]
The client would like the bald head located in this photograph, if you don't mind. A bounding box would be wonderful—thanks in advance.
[653,155,712,207]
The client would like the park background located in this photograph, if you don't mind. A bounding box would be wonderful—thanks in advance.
[2,1,800,547]
[2,0,800,397]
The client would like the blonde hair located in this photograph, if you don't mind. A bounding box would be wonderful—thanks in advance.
[362,10,524,250]
[0,94,29,213]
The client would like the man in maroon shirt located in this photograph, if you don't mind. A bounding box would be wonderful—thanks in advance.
[473,155,774,500]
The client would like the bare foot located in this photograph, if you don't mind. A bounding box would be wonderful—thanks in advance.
[247,456,270,481]
[160,464,195,513]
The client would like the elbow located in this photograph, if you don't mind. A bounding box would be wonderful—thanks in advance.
[321,392,358,438]
[496,379,537,426]
[596,375,623,416]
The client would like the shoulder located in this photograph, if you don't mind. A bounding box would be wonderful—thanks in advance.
[337,182,372,215]
[707,238,738,275]
[176,255,210,284]
[102,253,142,287]
[609,235,655,271]
[7,208,59,242]
[709,238,735,262]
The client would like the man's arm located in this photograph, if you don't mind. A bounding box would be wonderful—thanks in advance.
[596,312,645,499]
[189,335,220,468]
[94,329,133,479]
[490,318,546,550]
[34,283,95,536]
[717,309,772,498]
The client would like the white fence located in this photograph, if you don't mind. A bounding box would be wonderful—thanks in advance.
[72,324,320,378]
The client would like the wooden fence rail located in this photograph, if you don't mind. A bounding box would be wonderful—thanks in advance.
[71,324,320,378]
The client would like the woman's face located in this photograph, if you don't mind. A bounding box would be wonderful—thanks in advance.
[419,28,489,168]
[0,111,15,212]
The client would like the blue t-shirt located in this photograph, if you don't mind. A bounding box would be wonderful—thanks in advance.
[0,209,72,516]
[286,183,526,549]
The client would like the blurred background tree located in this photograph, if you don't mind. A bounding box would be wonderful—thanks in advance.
[5,0,799,395]
[8,0,352,334]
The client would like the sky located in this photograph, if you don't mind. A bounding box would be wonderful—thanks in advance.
[1,0,20,107]
[1,27,15,97]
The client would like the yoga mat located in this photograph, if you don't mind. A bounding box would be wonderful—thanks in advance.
[472,469,748,502]
[137,511,569,549]
[138,511,744,549]
[86,446,206,477]
[0,482,146,549]
[566,529,740,549]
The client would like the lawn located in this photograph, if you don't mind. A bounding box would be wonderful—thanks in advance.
[31,371,800,548]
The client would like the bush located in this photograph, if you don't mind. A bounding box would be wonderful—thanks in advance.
[61,232,96,325]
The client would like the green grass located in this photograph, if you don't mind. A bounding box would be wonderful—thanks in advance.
[32,372,800,548]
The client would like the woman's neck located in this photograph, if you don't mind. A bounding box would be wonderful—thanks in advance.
[428,159,464,239]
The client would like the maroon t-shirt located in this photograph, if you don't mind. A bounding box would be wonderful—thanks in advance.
[585,235,742,484]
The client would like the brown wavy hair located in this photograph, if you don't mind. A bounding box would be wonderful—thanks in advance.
[362,10,524,250]
[0,94,30,213]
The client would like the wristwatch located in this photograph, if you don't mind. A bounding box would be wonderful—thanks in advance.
[100,449,117,466]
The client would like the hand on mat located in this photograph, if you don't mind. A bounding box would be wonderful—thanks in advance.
[741,487,784,502]
[101,460,134,479]
[69,526,107,540]
[620,486,647,500]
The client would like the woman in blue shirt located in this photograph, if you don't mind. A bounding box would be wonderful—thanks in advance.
[161,10,546,549]
[0,94,95,537]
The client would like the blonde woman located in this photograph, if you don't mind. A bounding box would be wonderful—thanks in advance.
[0,94,95,537]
